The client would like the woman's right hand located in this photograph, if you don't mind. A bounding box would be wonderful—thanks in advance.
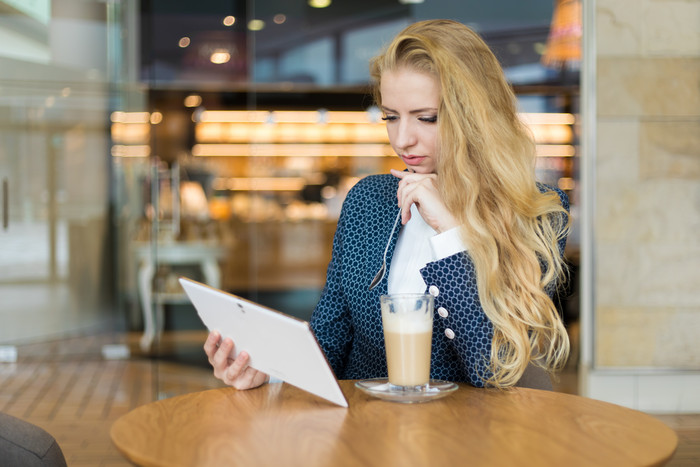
[390,169,459,233]
[204,331,269,390]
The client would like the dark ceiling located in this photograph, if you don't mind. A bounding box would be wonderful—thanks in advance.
[140,0,562,95]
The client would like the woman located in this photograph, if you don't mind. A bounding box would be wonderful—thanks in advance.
[205,19,570,390]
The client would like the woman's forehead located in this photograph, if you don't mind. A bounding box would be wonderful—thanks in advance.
[380,68,441,107]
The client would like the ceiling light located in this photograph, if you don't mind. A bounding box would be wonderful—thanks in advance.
[178,37,191,48]
[184,95,202,108]
[308,0,331,8]
[150,112,163,124]
[223,15,235,26]
[210,49,231,64]
[248,19,265,31]
[110,111,151,123]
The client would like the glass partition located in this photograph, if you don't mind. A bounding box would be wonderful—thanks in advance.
[0,0,134,343]
[130,0,580,398]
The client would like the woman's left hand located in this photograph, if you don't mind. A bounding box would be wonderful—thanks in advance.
[391,169,459,233]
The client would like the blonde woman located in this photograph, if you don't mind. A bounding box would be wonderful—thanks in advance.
[205,19,570,390]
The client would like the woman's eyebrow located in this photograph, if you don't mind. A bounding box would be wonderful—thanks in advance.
[381,106,438,114]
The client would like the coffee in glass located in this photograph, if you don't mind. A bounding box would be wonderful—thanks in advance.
[380,294,434,390]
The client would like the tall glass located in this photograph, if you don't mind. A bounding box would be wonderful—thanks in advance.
[380,294,434,391]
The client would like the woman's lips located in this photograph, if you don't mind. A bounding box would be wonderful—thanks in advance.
[401,154,427,165]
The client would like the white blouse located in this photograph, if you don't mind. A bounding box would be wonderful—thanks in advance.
[387,204,467,294]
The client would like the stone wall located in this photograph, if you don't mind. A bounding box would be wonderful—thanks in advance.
[587,0,700,411]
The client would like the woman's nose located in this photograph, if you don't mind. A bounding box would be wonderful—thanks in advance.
[394,121,416,151]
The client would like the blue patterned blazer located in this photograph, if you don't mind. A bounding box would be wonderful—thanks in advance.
[309,173,568,387]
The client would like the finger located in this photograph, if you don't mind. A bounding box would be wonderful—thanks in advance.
[403,176,438,202]
[390,168,406,179]
[224,350,250,383]
[398,180,437,226]
[396,173,436,201]
[398,177,421,204]
[395,173,436,224]
[236,366,270,390]
[212,337,234,370]
[234,366,259,390]
[404,181,458,232]
[396,179,420,224]
[395,175,419,208]
[396,182,404,208]
[394,170,436,183]
[203,331,221,359]
[399,191,416,224]
[394,173,409,207]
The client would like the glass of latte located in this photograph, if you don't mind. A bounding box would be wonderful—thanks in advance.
[380,294,434,391]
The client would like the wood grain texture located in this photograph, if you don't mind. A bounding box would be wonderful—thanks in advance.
[111,380,678,467]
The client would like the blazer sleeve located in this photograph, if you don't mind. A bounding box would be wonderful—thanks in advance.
[420,253,494,387]
[544,185,570,297]
[540,183,570,259]
[309,202,353,377]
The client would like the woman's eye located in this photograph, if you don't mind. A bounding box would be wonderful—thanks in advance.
[419,116,438,123]
[381,115,398,122]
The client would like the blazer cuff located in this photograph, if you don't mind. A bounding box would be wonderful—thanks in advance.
[430,226,467,260]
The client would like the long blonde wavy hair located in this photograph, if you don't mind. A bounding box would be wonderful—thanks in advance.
[370,19,570,387]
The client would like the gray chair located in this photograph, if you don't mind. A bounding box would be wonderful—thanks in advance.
[0,412,67,467]
[515,363,554,391]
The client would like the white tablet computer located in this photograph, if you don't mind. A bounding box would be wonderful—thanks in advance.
[179,277,348,408]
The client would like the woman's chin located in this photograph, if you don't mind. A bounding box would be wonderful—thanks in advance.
[405,166,435,175]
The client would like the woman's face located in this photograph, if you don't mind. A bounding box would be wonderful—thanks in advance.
[380,67,440,174]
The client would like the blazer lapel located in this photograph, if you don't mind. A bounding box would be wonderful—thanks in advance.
[367,176,402,295]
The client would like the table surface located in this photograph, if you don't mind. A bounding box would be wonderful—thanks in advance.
[110,381,678,467]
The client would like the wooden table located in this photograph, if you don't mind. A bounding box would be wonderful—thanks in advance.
[111,381,678,467]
